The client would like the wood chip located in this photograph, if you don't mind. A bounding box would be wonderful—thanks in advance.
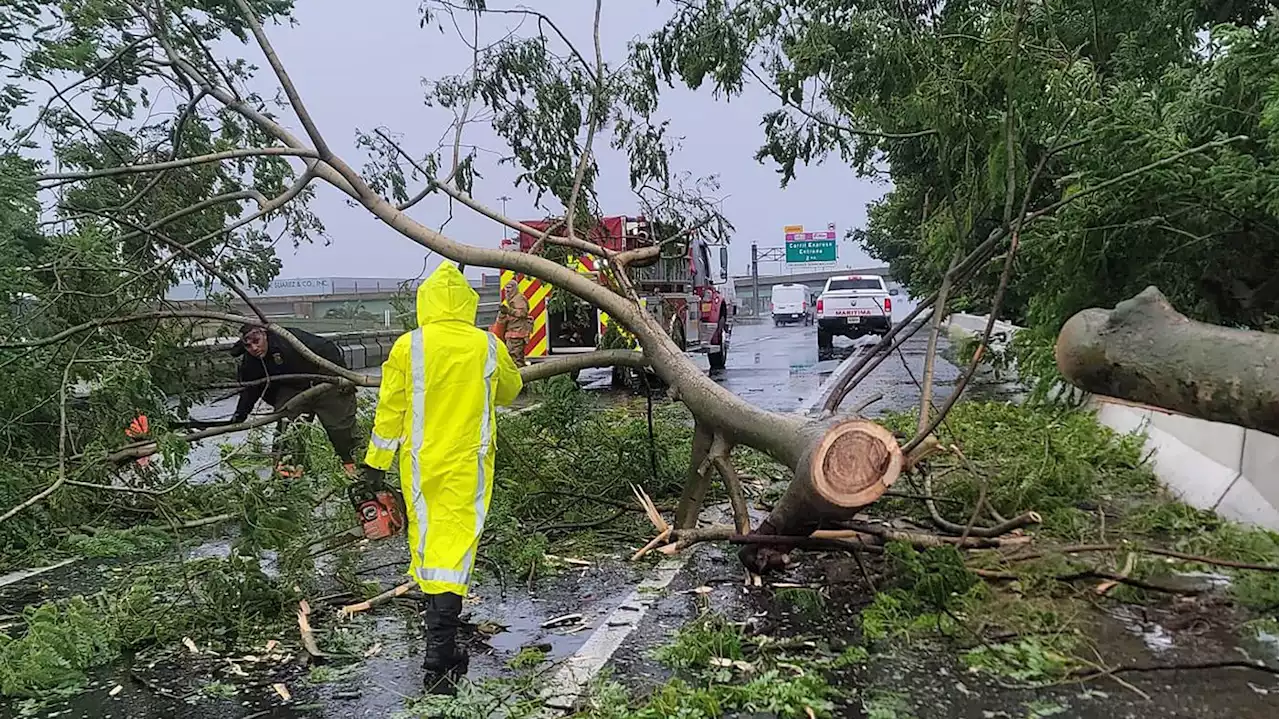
[363,642,382,658]
[546,555,592,567]
[540,613,582,629]
[340,580,414,616]
[225,661,249,677]
[182,637,200,654]
[264,640,280,653]
[296,600,325,660]
[272,683,292,702]
[108,685,123,697]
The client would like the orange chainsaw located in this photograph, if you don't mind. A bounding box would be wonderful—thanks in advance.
[348,468,406,540]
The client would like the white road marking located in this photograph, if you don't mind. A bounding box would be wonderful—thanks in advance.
[536,555,691,714]
[795,343,871,417]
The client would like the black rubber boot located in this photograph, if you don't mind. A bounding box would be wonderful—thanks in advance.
[422,592,468,695]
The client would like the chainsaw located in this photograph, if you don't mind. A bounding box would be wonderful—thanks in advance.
[347,471,406,541]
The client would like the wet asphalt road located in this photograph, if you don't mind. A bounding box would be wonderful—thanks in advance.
[711,315,961,415]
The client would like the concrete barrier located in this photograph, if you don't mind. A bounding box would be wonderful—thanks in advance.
[946,313,1278,531]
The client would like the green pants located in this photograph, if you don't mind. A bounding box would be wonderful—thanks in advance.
[273,384,359,464]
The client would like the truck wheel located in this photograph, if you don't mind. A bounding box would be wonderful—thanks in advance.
[669,316,687,351]
[708,316,728,371]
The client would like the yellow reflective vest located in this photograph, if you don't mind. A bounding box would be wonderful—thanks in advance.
[364,262,523,596]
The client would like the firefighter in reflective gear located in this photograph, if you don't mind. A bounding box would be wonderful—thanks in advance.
[497,279,531,365]
[359,261,523,694]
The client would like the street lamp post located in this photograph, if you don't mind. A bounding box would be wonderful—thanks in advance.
[498,195,512,240]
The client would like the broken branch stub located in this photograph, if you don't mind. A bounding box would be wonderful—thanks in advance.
[739,419,902,573]
[1056,286,1279,436]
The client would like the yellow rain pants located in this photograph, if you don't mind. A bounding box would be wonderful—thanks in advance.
[364,262,523,596]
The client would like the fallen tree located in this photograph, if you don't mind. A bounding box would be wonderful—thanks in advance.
[1,0,913,555]
[1,1,1266,575]
[1057,287,1279,436]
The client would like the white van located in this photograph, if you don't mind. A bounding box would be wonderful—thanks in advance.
[770,283,813,326]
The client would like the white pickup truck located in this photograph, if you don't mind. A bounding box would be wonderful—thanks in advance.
[815,274,893,357]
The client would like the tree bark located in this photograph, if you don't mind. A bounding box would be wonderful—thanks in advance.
[738,419,902,572]
[1056,286,1279,436]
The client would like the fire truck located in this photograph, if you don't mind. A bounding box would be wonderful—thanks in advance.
[499,215,733,381]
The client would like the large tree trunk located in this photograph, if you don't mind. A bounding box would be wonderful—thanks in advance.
[1056,286,1279,436]
[737,419,902,572]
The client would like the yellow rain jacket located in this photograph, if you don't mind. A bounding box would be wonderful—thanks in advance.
[364,262,523,596]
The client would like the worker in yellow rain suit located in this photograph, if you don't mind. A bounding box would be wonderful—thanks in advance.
[359,261,523,694]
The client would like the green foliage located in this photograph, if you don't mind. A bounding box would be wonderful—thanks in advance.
[0,598,116,698]
[0,0,325,559]
[61,526,172,559]
[962,636,1079,682]
[653,612,744,670]
[0,555,295,698]
[644,0,1278,382]
[861,543,981,642]
[862,691,918,719]
[878,401,1155,540]
[201,680,238,698]
[584,672,834,719]
[507,645,548,670]
[774,587,826,620]
[484,383,694,576]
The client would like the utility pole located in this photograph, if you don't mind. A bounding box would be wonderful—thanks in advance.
[751,242,760,316]
[498,195,512,239]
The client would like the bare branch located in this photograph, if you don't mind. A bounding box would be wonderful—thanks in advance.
[1,309,371,388]
[517,349,648,383]
[562,0,605,246]
[903,231,1019,455]
[916,251,960,435]
[231,0,332,160]
[35,147,316,184]
[432,0,598,84]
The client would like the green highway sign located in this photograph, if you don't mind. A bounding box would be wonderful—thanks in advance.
[785,239,837,263]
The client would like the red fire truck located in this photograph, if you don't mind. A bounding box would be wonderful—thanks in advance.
[499,215,732,378]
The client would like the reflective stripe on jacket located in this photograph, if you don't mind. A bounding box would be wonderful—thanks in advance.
[364,262,523,595]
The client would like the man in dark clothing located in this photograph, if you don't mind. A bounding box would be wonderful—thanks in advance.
[231,324,359,477]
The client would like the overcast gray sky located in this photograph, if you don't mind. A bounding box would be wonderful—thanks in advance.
[247,1,888,280]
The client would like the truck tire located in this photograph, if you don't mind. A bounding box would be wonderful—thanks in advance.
[708,315,728,372]
[818,328,834,360]
[669,315,686,351]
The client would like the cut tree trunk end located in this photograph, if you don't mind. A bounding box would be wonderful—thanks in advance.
[738,419,902,573]
[1056,286,1279,436]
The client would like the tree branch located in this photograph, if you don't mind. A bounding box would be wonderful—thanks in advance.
[0,348,80,525]
[744,63,935,140]
[232,0,332,160]
[35,147,317,184]
[1024,136,1249,224]
[101,382,338,464]
[517,349,648,383]
[65,205,272,324]
[560,0,604,247]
